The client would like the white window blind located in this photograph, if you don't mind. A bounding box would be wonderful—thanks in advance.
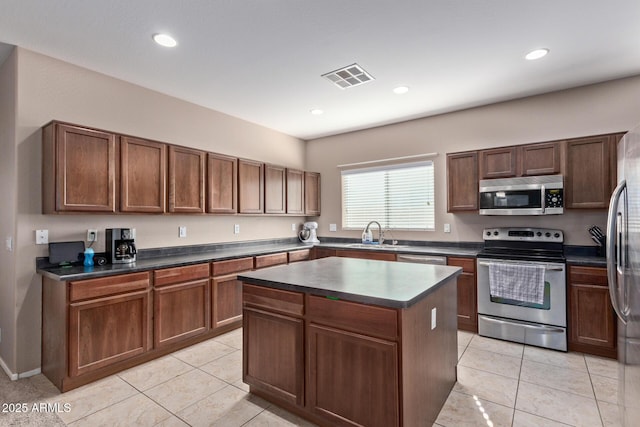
[341,161,435,230]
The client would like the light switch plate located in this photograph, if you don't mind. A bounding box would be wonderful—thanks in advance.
[431,307,437,330]
[329,224,337,232]
[234,224,240,234]
[444,223,451,233]
[178,226,187,238]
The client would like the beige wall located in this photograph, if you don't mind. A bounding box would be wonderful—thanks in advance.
[10,48,306,374]
[306,75,640,246]
[0,48,17,373]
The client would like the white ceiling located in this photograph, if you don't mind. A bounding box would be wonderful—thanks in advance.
[1,1,640,140]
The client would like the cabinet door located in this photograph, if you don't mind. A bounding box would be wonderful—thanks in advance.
[447,152,478,212]
[265,164,286,214]
[479,147,517,179]
[168,145,206,213]
[212,274,244,329]
[335,250,396,262]
[448,257,477,332]
[243,307,304,406]
[120,136,166,213]
[307,324,399,427]
[565,136,613,209]
[304,172,321,216]
[48,123,117,213]
[154,279,210,348]
[207,153,237,213]
[69,290,151,377]
[519,141,562,176]
[238,159,264,213]
[286,169,304,214]
[312,248,336,259]
[569,266,616,357]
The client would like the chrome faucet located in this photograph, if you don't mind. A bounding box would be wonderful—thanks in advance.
[364,221,384,244]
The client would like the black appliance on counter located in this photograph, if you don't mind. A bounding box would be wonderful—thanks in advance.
[106,228,137,264]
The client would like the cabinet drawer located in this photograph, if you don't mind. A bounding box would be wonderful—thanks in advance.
[288,249,311,263]
[254,252,288,269]
[447,257,475,273]
[308,295,398,341]
[211,257,254,276]
[569,266,608,286]
[243,284,304,317]
[154,263,210,287]
[69,272,150,302]
[336,250,396,261]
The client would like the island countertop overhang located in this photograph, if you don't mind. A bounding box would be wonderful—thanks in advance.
[237,256,462,309]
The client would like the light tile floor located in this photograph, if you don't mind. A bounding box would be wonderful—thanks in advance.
[0,328,622,426]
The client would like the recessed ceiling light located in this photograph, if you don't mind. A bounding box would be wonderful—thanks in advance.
[393,86,409,95]
[310,109,324,115]
[153,33,177,48]
[525,48,549,60]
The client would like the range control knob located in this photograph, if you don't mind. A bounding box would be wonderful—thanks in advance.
[493,231,499,236]
[554,232,560,238]
[545,232,551,237]
[536,231,542,236]
[486,231,491,236]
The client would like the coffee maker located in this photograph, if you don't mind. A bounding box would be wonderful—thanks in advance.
[106,228,137,264]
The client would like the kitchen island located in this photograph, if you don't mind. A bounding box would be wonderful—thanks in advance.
[238,257,462,427]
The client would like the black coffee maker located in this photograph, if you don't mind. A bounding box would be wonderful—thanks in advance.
[106,228,137,264]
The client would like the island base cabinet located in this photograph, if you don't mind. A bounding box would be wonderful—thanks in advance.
[69,290,151,377]
[307,324,399,427]
[243,307,304,406]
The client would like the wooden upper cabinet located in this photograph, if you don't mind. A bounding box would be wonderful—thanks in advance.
[238,159,264,213]
[304,172,321,216]
[519,141,562,176]
[264,164,286,214]
[286,169,304,215]
[479,147,517,179]
[565,135,615,209]
[207,153,237,214]
[120,136,167,213]
[447,152,478,212]
[42,122,117,213]
[168,145,206,213]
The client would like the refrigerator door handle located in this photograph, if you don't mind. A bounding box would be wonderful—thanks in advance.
[607,179,628,324]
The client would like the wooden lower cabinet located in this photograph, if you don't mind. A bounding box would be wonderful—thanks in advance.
[243,307,305,406]
[568,265,617,358]
[69,289,151,377]
[307,324,399,427]
[312,248,336,259]
[447,257,477,332]
[335,249,396,261]
[211,257,254,329]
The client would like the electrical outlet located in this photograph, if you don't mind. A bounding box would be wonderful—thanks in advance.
[444,223,451,233]
[35,229,49,245]
[291,223,297,231]
[87,229,98,242]
[234,224,240,234]
[5,237,12,252]
[329,224,337,232]
[178,226,187,238]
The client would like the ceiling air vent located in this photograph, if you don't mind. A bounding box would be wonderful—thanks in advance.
[322,63,375,89]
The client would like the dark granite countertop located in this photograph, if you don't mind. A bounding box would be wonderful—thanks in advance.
[238,257,462,309]
[37,242,314,281]
[565,255,607,267]
[316,240,481,258]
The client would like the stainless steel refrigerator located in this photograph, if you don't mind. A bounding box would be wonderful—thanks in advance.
[607,124,640,427]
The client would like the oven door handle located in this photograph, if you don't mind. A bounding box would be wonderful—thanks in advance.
[477,261,563,271]
[481,316,565,333]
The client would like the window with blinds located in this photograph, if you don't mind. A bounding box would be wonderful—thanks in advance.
[341,161,435,230]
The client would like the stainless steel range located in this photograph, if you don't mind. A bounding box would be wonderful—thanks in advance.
[476,227,567,351]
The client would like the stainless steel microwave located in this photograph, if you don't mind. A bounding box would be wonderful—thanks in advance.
[479,174,564,215]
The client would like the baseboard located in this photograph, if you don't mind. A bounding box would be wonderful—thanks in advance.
[0,355,18,380]
[18,367,41,379]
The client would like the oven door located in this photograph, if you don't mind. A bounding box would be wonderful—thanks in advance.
[477,258,566,327]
